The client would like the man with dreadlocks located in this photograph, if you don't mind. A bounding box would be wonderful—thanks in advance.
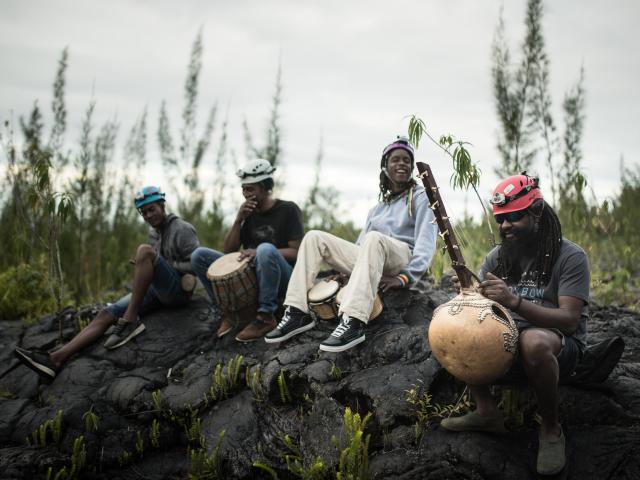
[264,136,438,352]
[441,173,589,476]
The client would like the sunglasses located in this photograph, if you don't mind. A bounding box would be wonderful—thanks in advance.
[494,210,527,224]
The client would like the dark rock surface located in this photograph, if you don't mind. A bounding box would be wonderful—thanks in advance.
[0,283,639,479]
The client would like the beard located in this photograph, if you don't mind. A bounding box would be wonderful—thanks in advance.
[499,228,539,271]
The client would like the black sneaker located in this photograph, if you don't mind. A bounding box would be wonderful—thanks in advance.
[104,317,146,350]
[319,314,365,352]
[14,347,59,380]
[265,306,316,344]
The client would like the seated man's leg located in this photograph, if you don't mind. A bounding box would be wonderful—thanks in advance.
[104,245,179,349]
[284,230,359,313]
[265,231,359,344]
[236,242,291,342]
[519,328,568,475]
[320,231,410,352]
[190,246,224,305]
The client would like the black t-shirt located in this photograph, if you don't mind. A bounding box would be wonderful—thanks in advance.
[240,199,304,254]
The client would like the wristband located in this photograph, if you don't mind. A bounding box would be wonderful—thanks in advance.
[397,273,410,287]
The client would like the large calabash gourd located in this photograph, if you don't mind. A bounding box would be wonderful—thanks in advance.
[428,289,519,385]
[416,161,520,386]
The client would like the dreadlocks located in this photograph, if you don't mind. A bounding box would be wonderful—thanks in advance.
[493,200,563,287]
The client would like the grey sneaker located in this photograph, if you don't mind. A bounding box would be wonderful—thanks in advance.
[440,410,506,434]
[537,428,565,475]
[104,317,146,350]
[14,347,58,380]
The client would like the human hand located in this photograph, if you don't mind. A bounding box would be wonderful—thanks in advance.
[238,248,257,261]
[452,275,461,293]
[379,275,404,292]
[236,197,257,222]
[478,272,519,309]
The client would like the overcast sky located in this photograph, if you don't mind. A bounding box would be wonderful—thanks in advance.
[2,0,639,227]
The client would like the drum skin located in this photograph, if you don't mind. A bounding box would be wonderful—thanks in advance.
[428,290,519,385]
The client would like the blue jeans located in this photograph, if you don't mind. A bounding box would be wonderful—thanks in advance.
[105,254,191,319]
[191,243,292,314]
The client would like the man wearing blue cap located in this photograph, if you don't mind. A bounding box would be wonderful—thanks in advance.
[14,187,200,379]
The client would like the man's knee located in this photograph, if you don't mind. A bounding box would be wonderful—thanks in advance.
[519,329,558,368]
[255,242,278,262]
[135,244,156,263]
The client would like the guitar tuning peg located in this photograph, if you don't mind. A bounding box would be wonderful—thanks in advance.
[438,229,449,239]
[431,186,438,192]
[430,218,438,225]
[429,200,439,210]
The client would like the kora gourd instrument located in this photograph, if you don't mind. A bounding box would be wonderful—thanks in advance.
[417,162,519,386]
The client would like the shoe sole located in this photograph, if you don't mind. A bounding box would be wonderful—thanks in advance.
[14,348,56,379]
[217,326,233,338]
[235,335,259,343]
[264,320,317,344]
[105,324,146,350]
[440,421,507,434]
[319,334,365,353]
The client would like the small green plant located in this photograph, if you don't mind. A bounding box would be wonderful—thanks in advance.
[245,364,265,402]
[70,435,86,478]
[277,370,291,404]
[135,430,145,456]
[46,466,68,480]
[185,408,205,447]
[281,434,327,480]
[208,355,244,402]
[406,383,471,443]
[150,418,161,448]
[0,390,16,399]
[75,316,89,332]
[187,430,226,480]
[152,389,163,412]
[82,406,99,433]
[332,407,371,480]
[28,409,63,447]
[329,361,342,381]
[497,387,530,427]
[118,450,132,467]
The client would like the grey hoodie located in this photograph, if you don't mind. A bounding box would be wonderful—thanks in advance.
[147,214,199,274]
[356,184,438,283]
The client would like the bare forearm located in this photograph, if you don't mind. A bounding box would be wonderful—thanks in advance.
[510,295,580,335]
[278,247,298,263]
[223,221,242,253]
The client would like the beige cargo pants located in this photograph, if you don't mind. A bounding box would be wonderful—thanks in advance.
[284,230,411,323]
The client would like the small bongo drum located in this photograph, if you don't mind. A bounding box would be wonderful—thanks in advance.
[336,287,384,321]
[206,252,257,312]
[307,279,341,320]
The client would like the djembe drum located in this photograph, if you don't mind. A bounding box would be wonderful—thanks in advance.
[335,287,384,321]
[206,252,257,313]
[307,279,341,320]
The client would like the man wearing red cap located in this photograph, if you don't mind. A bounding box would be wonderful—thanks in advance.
[441,173,590,476]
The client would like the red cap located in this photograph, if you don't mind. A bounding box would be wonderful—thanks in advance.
[490,173,543,214]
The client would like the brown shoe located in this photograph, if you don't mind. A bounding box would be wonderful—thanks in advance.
[217,316,234,338]
[235,313,277,343]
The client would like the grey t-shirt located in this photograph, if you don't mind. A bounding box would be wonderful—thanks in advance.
[479,238,589,350]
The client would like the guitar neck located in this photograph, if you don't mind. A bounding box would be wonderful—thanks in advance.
[416,161,473,289]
